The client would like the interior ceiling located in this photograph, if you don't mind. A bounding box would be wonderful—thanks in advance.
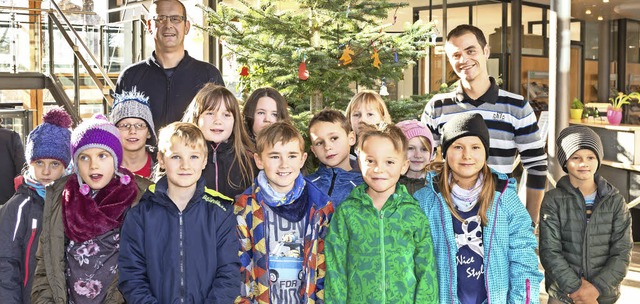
[404,0,639,22]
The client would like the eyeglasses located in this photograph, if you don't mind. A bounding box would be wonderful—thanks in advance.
[117,123,148,131]
[152,15,186,24]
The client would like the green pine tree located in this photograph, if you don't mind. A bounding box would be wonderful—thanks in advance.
[198,0,436,112]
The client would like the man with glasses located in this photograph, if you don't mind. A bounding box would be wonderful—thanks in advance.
[116,0,224,133]
[110,88,157,179]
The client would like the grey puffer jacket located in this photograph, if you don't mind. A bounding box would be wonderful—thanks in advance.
[539,174,632,304]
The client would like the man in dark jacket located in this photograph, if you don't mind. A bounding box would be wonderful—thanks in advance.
[115,0,224,132]
[0,124,25,205]
[540,126,632,304]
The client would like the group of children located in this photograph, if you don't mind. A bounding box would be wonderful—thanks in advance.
[0,82,632,304]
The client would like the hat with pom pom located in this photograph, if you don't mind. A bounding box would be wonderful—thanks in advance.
[25,107,73,167]
[71,113,130,195]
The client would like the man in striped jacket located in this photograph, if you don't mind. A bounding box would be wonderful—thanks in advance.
[421,24,547,224]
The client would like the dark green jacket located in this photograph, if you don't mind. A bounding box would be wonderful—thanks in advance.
[539,175,632,304]
[325,184,438,303]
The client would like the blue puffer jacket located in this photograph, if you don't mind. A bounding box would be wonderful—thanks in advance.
[414,170,543,304]
[307,165,363,207]
[118,176,241,304]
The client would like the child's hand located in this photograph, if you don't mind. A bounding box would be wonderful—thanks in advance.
[569,278,599,304]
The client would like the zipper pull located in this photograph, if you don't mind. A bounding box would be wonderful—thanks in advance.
[212,151,217,164]
[380,211,384,219]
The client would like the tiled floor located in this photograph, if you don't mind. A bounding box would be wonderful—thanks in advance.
[539,243,640,303]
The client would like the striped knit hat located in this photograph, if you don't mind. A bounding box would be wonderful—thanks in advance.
[556,125,603,173]
[110,87,156,144]
[71,113,129,194]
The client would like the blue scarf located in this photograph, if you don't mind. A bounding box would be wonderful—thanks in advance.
[23,172,46,199]
[256,171,310,222]
[257,171,305,207]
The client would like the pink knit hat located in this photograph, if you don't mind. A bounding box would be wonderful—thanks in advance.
[396,120,435,157]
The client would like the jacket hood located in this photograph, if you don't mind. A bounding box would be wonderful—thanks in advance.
[144,175,207,211]
[556,174,618,199]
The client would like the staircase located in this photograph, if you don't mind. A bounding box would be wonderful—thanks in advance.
[0,0,147,136]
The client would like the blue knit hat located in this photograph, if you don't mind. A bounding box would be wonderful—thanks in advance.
[110,87,156,144]
[71,113,129,194]
[25,107,72,166]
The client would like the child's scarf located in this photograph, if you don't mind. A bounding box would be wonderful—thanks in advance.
[62,169,138,243]
[23,172,46,199]
[450,172,483,212]
[257,171,308,222]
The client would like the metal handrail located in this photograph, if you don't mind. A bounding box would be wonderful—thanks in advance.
[48,0,115,95]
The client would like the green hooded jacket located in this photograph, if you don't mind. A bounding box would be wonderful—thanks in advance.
[325,184,438,303]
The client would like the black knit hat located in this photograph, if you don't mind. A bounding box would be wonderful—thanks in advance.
[556,125,603,173]
[441,113,490,159]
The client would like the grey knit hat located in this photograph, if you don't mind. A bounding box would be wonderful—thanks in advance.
[110,87,156,144]
[556,125,603,172]
[441,113,490,159]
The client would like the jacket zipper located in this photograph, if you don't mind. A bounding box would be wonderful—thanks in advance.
[179,212,185,303]
[433,190,455,304]
[23,219,37,287]
[484,181,508,304]
[211,143,219,191]
[379,210,386,303]
[165,76,172,128]
[327,169,337,197]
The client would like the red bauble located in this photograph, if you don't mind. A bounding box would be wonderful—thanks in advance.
[298,62,309,80]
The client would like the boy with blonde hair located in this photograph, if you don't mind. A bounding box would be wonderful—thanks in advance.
[119,122,240,303]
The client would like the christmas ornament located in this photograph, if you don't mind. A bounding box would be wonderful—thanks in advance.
[298,61,309,80]
[371,48,381,69]
[240,66,249,77]
[339,45,355,65]
[379,79,389,96]
[393,48,399,63]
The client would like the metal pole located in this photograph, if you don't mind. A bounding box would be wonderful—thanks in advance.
[73,52,80,111]
[510,0,522,94]
[48,15,54,75]
[598,21,611,102]
[548,0,571,182]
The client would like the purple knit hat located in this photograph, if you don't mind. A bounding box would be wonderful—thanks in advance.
[71,113,129,194]
[396,119,435,157]
[25,107,72,166]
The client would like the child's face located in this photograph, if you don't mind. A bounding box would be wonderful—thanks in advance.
[446,136,485,186]
[350,103,383,135]
[406,137,432,174]
[198,103,234,143]
[254,139,307,194]
[158,139,207,191]
[309,121,355,171]
[359,136,409,198]
[116,117,150,153]
[29,158,65,185]
[252,97,279,136]
[566,149,598,184]
[77,148,116,191]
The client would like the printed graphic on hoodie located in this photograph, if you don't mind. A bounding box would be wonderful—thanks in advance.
[265,205,304,304]
[454,205,486,304]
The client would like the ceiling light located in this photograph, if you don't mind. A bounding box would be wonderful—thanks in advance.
[586,9,592,15]
[602,0,609,3]
[598,16,604,21]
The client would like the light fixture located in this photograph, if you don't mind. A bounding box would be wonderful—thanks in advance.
[602,0,609,3]
[586,9,592,15]
[598,16,604,21]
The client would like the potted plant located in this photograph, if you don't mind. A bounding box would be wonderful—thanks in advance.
[570,97,583,120]
[608,91,640,125]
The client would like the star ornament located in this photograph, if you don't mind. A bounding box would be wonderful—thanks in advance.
[371,48,381,69]
[339,45,355,65]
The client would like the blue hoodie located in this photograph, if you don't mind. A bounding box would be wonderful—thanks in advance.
[307,165,363,207]
[414,170,543,304]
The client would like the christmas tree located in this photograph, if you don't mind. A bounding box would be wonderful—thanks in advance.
[199,0,436,112]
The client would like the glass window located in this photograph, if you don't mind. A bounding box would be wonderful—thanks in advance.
[584,22,600,60]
